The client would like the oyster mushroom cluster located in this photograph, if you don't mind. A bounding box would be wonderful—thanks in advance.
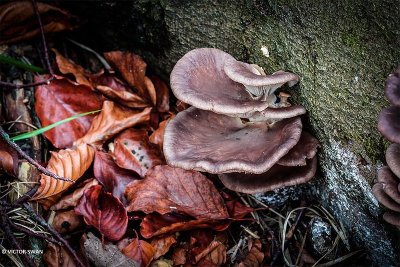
[163,48,320,193]
[373,67,400,226]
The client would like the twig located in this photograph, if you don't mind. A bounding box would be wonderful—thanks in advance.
[23,203,86,267]
[14,184,40,205]
[0,126,74,182]
[9,220,61,245]
[0,78,54,90]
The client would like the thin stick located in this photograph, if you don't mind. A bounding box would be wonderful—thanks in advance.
[31,0,54,75]
[0,126,73,182]
[0,78,53,90]
[23,204,86,267]
[9,220,61,245]
[14,184,40,205]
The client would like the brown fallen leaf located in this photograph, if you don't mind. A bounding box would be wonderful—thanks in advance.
[149,115,175,150]
[52,209,83,234]
[122,238,155,267]
[222,192,255,219]
[235,239,264,267]
[104,51,155,105]
[0,138,18,177]
[172,246,187,266]
[82,232,139,267]
[74,101,151,146]
[75,185,128,241]
[53,49,93,88]
[43,243,77,267]
[0,1,78,45]
[96,85,149,109]
[32,143,95,209]
[94,150,139,203]
[35,75,104,148]
[149,75,170,113]
[51,178,99,210]
[150,235,177,260]
[125,165,229,220]
[112,129,164,177]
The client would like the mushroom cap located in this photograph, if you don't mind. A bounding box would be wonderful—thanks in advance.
[163,106,302,174]
[377,106,400,143]
[383,211,400,226]
[223,58,299,90]
[377,166,400,204]
[170,48,273,116]
[218,156,317,193]
[278,131,320,166]
[372,183,400,212]
[385,68,400,106]
[386,143,400,178]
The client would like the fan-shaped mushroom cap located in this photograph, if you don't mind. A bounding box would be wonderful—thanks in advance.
[278,131,320,166]
[163,107,302,174]
[377,166,400,204]
[386,143,400,178]
[383,211,400,226]
[385,68,400,106]
[218,156,317,193]
[170,48,274,116]
[223,58,299,98]
[377,106,400,143]
[372,183,400,212]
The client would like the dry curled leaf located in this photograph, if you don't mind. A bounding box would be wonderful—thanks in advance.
[125,165,228,219]
[0,1,78,45]
[74,101,151,146]
[104,51,155,105]
[112,129,164,177]
[75,185,128,241]
[94,150,139,203]
[51,178,99,210]
[150,235,177,260]
[83,232,139,267]
[32,143,95,209]
[235,239,264,267]
[35,75,103,148]
[122,238,155,267]
[52,209,83,234]
[53,49,93,87]
[43,243,77,267]
[0,138,18,177]
[149,115,175,150]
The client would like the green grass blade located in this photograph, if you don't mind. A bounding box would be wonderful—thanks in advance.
[0,54,45,73]
[11,110,101,141]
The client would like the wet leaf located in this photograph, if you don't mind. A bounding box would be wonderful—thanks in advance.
[52,209,83,234]
[150,235,177,260]
[83,232,139,267]
[94,150,139,203]
[53,49,93,87]
[235,239,264,267]
[43,243,77,267]
[96,85,149,108]
[222,193,255,219]
[32,143,95,209]
[74,101,151,146]
[34,75,103,148]
[75,185,128,241]
[0,138,18,177]
[149,115,175,150]
[149,75,170,113]
[121,238,155,267]
[51,178,99,210]
[125,165,228,219]
[0,1,78,45]
[104,51,155,105]
[112,129,164,177]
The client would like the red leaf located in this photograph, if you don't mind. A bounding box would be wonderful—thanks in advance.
[34,75,103,148]
[149,75,170,112]
[75,185,127,241]
[121,238,155,267]
[222,192,255,219]
[150,235,177,260]
[93,150,139,203]
[125,165,229,219]
[149,115,175,150]
[0,139,18,176]
[112,129,164,177]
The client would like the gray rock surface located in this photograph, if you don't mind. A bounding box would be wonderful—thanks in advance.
[66,0,400,265]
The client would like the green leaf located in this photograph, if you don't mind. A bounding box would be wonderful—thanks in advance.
[11,110,101,141]
[0,54,45,73]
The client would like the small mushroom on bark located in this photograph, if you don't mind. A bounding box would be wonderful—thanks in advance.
[377,106,400,144]
[386,143,400,178]
[223,57,299,100]
[385,67,400,106]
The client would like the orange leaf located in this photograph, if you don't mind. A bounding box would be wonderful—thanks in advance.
[51,178,99,210]
[52,209,83,234]
[236,239,264,267]
[121,238,155,267]
[112,129,164,177]
[75,185,128,241]
[0,2,78,45]
[74,101,151,146]
[32,143,95,209]
[43,243,77,267]
[149,115,175,150]
[125,165,228,219]
[149,75,170,113]
[150,235,177,260]
[0,138,18,177]
[34,75,104,148]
